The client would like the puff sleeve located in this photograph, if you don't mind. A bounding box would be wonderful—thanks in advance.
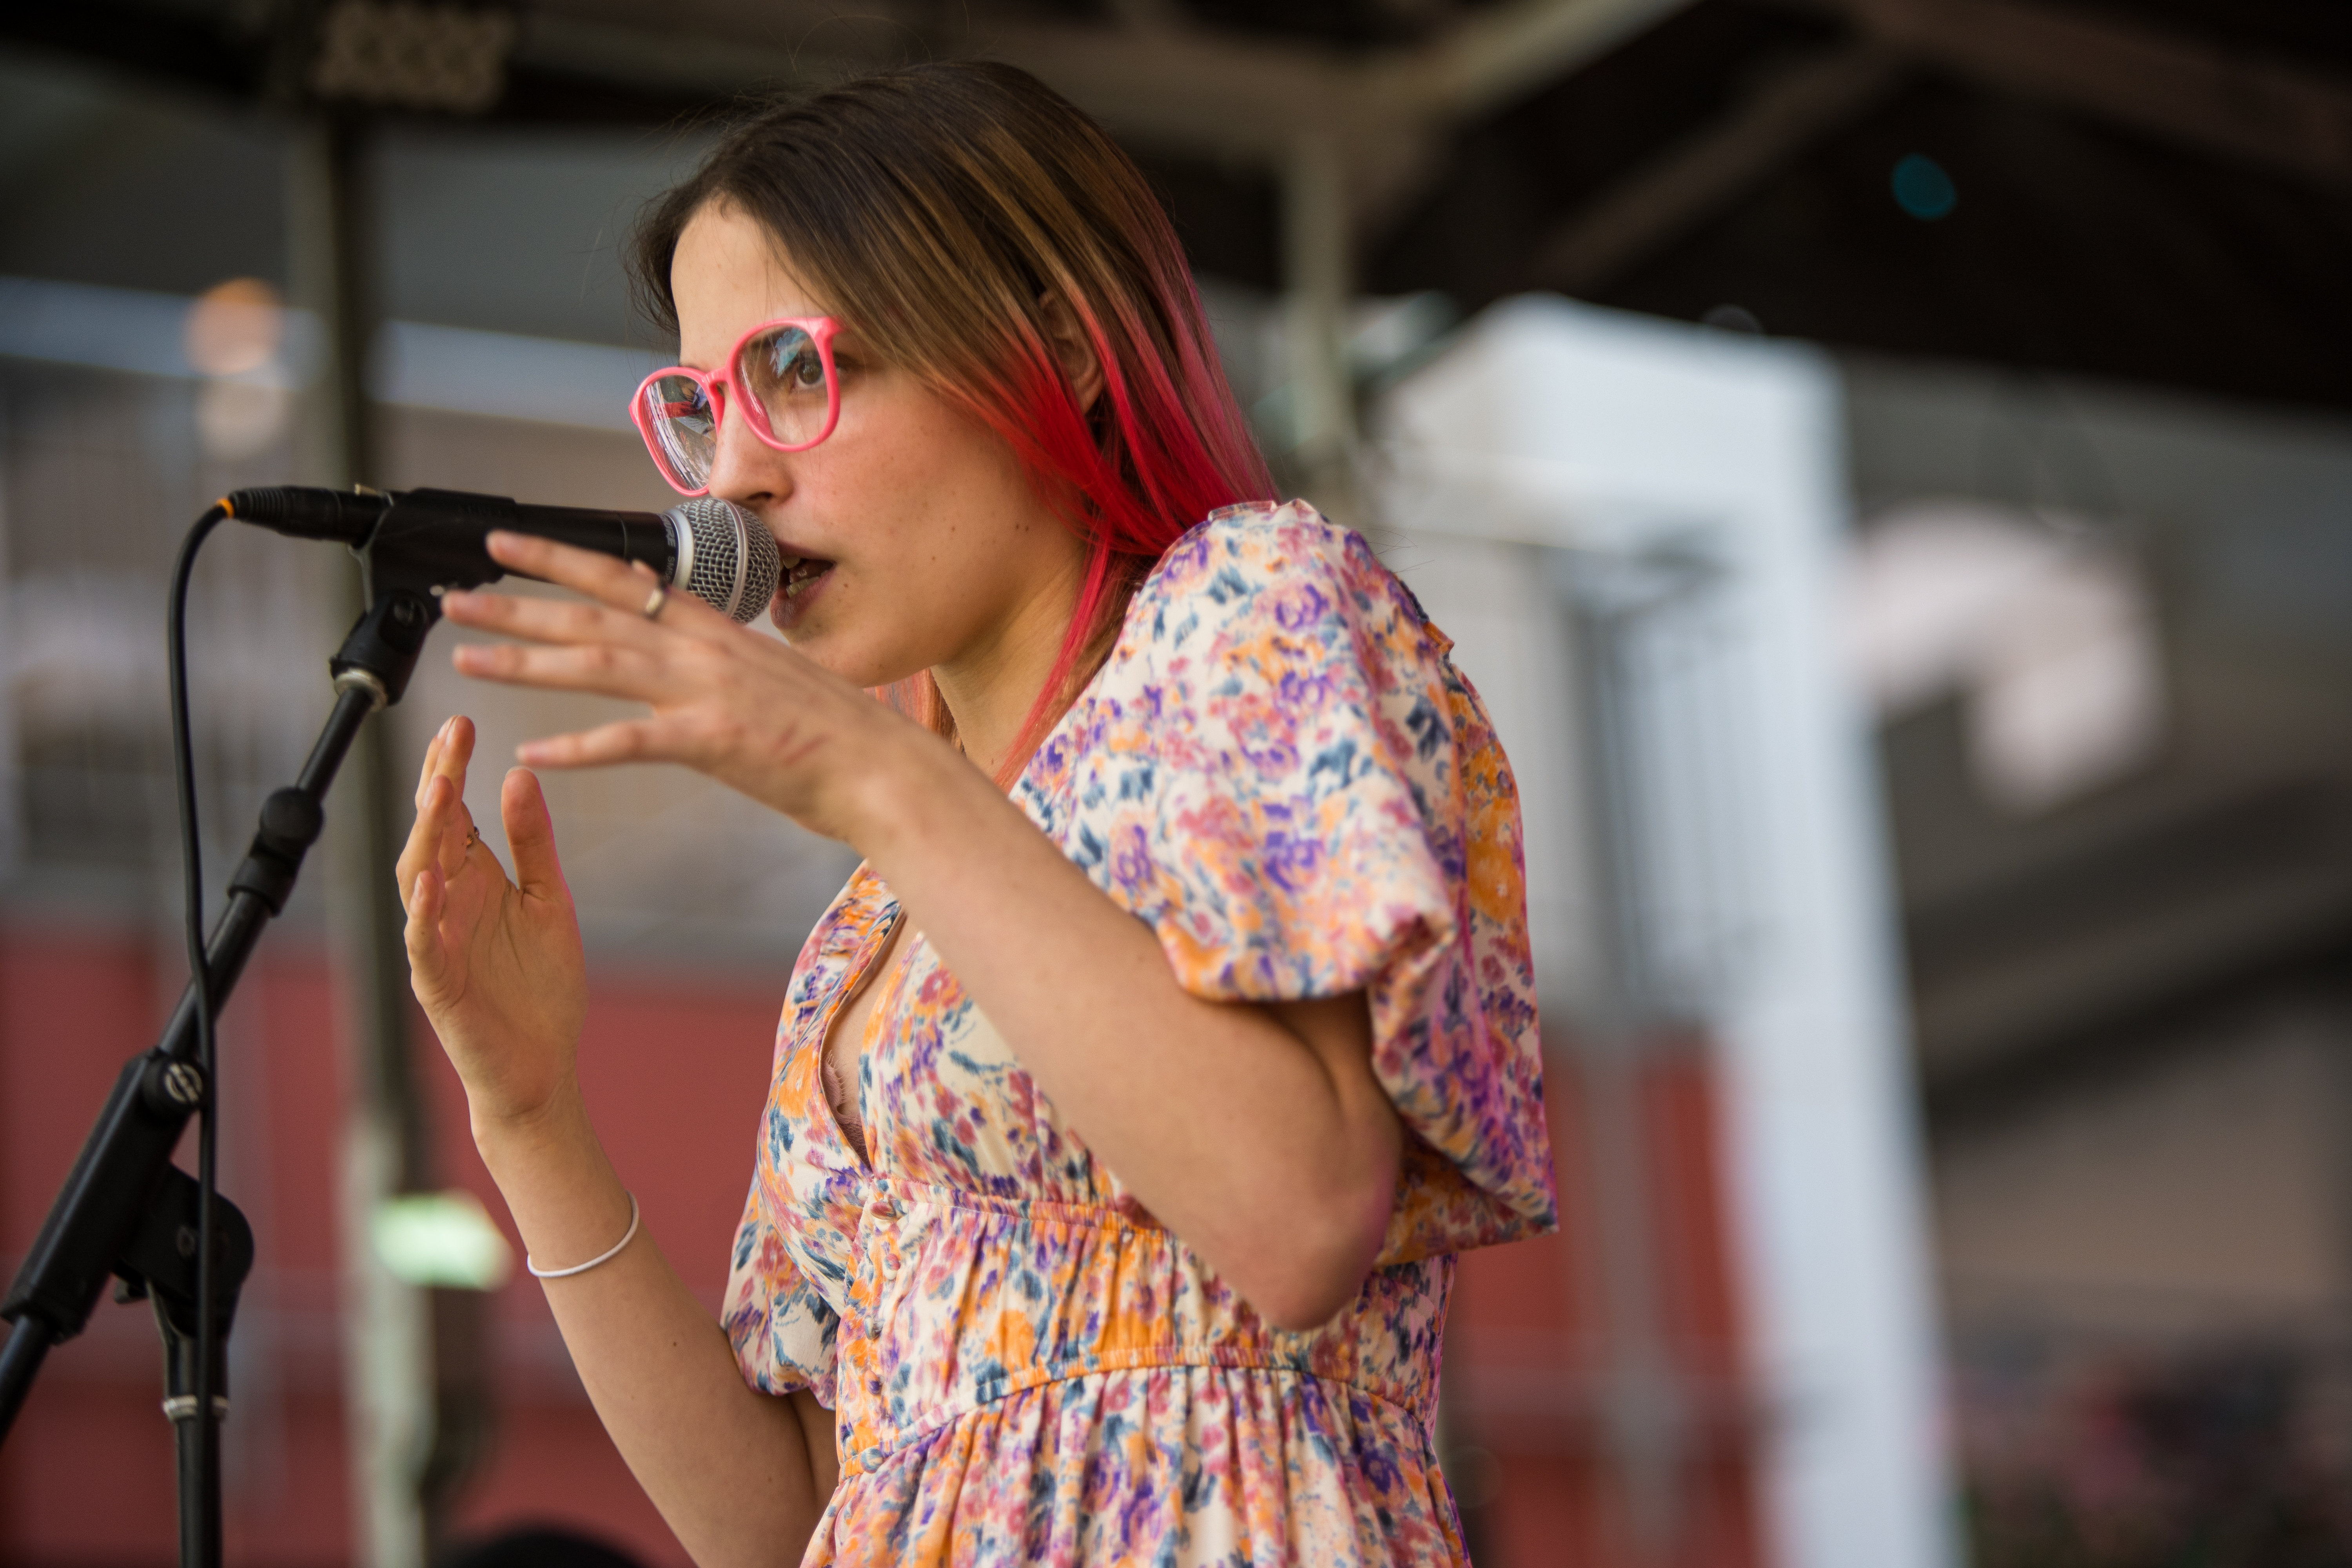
[1014,503,1557,1260]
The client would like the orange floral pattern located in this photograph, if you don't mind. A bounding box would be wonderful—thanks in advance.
[725,503,1554,1564]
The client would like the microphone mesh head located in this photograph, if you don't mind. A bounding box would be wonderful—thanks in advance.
[668,498,780,622]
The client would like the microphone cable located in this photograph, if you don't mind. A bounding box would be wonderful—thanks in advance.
[167,503,229,1566]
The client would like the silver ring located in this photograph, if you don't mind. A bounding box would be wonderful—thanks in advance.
[641,584,668,621]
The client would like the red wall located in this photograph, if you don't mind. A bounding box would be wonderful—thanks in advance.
[2,926,1765,1568]
[0,922,780,1568]
[1445,1044,1766,1568]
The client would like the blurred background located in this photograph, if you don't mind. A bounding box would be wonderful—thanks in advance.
[0,2,2347,1566]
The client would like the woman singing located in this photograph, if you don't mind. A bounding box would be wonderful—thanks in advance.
[398,62,1555,1567]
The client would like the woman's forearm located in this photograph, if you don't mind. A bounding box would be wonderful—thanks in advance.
[472,1088,835,1566]
[854,746,1402,1331]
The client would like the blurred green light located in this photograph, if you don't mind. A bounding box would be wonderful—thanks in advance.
[374,1190,514,1290]
[1892,155,1958,221]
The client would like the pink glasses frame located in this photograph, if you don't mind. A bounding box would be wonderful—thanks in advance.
[627,314,844,495]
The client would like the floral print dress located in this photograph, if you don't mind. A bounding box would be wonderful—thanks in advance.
[724,502,1557,1566]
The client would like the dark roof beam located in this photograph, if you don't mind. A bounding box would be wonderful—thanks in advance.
[512,0,1698,183]
[1526,41,1906,294]
[1373,0,1701,122]
[1806,0,2352,195]
[1100,0,1189,34]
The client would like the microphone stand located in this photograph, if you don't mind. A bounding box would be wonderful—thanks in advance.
[0,533,447,1568]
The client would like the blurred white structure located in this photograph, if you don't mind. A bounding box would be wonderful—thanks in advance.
[1843,499,2163,814]
[1373,296,1951,1568]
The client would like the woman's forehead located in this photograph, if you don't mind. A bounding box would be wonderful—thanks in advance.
[672,203,833,361]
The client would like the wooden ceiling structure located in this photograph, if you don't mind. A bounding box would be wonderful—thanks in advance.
[6,0,2349,415]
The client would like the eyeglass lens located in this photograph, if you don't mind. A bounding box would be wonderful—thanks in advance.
[738,325,831,447]
[641,374,717,488]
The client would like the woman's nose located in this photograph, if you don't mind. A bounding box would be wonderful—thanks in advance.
[702,394,788,505]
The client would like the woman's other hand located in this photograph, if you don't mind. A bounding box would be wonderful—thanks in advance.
[396,716,833,1568]
[437,533,932,848]
[398,715,590,1129]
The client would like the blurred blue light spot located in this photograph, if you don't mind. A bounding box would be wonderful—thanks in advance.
[1892,155,1958,220]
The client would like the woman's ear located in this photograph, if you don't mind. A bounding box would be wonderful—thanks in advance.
[1038,291,1105,414]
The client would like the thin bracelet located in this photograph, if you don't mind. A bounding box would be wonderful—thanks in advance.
[527,1192,640,1279]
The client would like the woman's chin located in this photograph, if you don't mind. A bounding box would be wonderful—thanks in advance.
[777,622,913,691]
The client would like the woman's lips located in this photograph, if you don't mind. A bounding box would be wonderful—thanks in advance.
[770,555,835,630]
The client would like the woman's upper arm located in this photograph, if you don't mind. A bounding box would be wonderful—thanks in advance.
[788,1389,840,1502]
[1261,989,1402,1252]
[1263,991,1390,1134]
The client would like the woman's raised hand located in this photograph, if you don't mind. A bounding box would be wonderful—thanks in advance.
[399,715,590,1129]
[437,532,929,847]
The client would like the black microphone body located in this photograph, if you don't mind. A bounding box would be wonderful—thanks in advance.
[224,485,779,622]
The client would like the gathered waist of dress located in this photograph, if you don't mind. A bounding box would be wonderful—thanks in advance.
[826,1176,1454,1472]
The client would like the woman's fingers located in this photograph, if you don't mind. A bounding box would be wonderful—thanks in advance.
[431,534,884,833]
[395,791,438,909]
[415,721,446,809]
[513,717,668,771]
[401,723,467,895]
[499,767,572,904]
[396,766,478,891]
[441,773,483,882]
[403,862,446,985]
[442,583,673,653]
[482,529,634,596]
[477,532,733,635]
[440,561,734,681]
[428,715,475,800]
[450,638,672,702]
[409,772,465,884]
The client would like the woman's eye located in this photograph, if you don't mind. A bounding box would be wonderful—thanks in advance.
[764,341,823,390]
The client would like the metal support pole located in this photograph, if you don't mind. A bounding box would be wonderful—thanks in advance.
[1280,130,1359,524]
[286,115,490,1568]
[1564,557,1699,1563]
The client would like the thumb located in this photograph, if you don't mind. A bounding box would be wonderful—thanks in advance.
[501,767,573,906]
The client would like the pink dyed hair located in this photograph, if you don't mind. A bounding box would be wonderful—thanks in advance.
[630,62,1272,783]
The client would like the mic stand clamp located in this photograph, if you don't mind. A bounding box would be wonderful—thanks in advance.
[113,1168,257,1530]
[0,548,446,1568]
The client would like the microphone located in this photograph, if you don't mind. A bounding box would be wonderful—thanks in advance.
[223,486,782,623]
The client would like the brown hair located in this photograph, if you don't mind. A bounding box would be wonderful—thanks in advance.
[630,61,1271,781]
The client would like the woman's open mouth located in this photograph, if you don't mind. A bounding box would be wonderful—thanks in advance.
[771,553,835,630]
[779,555,834,601]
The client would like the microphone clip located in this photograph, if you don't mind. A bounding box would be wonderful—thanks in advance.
[357,487,522,604]
[329,489,524,709]
[328,585,440,710]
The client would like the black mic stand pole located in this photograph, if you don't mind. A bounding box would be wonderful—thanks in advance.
[0,569,444,1568]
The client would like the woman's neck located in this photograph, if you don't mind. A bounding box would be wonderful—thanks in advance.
[930,545,1088,781]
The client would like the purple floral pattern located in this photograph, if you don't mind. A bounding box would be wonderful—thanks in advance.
[724,503,1554,1564]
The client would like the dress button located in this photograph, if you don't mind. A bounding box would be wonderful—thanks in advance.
[869,1189,899,1281]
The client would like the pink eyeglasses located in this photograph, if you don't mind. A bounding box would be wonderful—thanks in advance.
[628,316,843,495]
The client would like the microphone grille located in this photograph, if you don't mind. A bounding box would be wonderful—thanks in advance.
[668,499,780,623]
